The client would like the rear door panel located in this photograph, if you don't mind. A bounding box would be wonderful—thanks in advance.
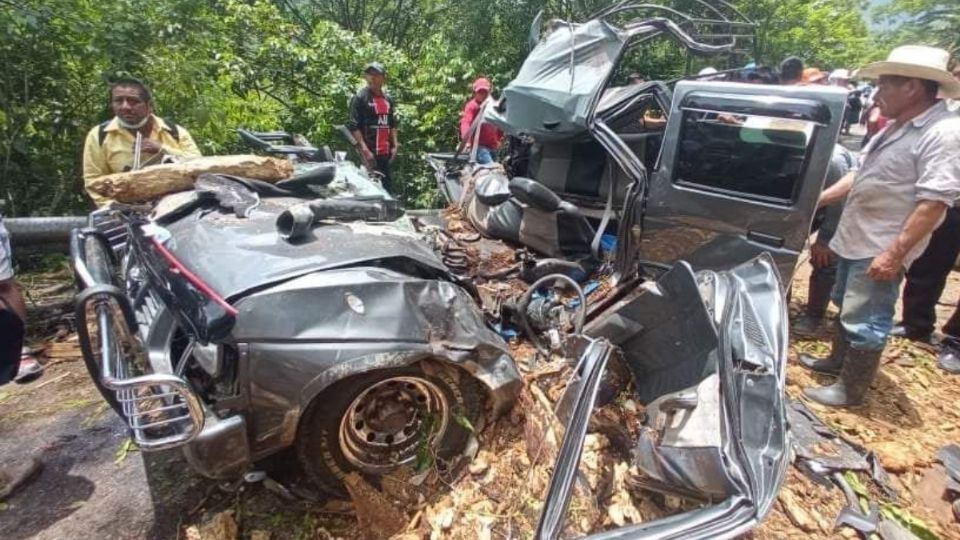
[640,81,847,282]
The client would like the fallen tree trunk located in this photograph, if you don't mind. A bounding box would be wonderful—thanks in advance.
[86,155,293,203]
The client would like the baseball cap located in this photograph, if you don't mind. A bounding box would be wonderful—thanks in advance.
[472,77,491,92]
[364,62,386,75]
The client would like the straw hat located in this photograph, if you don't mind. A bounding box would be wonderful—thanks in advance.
[855,45,960,99]
[801,68,827,84]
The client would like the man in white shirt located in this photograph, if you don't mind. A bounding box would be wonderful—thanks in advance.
[799,46,960,407]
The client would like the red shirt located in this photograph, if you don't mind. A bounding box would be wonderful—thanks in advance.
[372,95,391,155]
[459,99,503,150]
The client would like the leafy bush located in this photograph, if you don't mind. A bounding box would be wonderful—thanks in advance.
[0,0,882,216]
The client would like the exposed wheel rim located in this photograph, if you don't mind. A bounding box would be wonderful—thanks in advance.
[338,375,450,474]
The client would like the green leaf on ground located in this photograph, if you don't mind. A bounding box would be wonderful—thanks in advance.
[114,438,139,465]
[844,472,939,540]
[879,503,940,540]
[454,408,475,433]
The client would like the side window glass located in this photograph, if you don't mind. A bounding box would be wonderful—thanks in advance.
[673,110,816,205]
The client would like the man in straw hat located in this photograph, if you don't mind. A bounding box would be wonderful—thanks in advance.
[799,45,960,407]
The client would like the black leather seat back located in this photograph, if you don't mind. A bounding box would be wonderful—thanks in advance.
[509,177,563,211]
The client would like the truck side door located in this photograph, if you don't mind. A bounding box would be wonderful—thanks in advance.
[635,81,847,282]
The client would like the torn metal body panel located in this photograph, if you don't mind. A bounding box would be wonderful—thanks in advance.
[486,15,740,140]
[540,254,789,539]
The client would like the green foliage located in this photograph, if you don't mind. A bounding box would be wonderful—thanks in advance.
[874,0,960,52]
[0,0,909,217]
[734,0,875,70]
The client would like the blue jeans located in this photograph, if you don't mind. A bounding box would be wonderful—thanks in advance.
[476,146,495,165]
[831,256,904,351]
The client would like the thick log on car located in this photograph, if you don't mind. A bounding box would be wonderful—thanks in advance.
[86,155,293,203]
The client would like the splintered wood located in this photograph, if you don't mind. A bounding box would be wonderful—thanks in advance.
[85,154,293,203]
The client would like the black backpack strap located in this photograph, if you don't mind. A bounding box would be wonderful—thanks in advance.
[163,118,180,142]
[97,120,110,146]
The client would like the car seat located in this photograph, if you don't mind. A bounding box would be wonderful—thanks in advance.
[459,166,595,258]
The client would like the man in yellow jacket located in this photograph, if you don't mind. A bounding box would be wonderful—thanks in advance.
[82,79,201,206]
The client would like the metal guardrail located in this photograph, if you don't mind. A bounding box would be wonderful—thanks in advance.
[6,216,87,249]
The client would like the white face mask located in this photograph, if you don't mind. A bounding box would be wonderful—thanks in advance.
[117,115,149,130]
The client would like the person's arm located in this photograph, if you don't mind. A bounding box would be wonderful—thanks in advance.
[811,152,854,267]
[460,101,477,141]
[0,280,26,322]
[868,200,949,280]
[868,122,960,280]
[82,127,109,181]
[82,127,112,207]
[389,96,399,159]
[0,222,25,322]
[817,171,855,208]
[347,94,374,165]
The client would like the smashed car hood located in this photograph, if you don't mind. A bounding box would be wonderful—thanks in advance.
[156,198,448,301]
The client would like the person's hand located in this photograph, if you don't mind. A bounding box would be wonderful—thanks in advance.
[717,113,743,125]
[867,249,903,281]
[139,138,163,154]
[390,143,399,161]
[810,242,833,268]
[359,146,374,166]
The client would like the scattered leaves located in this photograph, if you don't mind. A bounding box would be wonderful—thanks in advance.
[114,438,138,465]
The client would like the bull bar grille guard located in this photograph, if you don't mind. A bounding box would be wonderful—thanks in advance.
[72,226,205,451]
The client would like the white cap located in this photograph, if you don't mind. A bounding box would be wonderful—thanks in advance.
[829,69,851,81]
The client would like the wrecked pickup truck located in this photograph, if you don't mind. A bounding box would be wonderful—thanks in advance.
[423,3,848,538]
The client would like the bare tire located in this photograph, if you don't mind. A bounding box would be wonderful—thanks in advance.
[296,361,485,497]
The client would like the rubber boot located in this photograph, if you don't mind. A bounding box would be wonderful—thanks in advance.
[803,347,882,407]
[937,337,960,374]
[793,269,834,335]
[798,321,846,375]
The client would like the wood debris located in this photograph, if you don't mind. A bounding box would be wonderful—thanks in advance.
[86,154,292,202]
[343,472,407,539]
[778,490,818,533]
[184,510,239,540]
